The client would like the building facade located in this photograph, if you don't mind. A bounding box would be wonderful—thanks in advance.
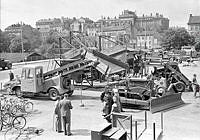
[4,23,22,36]
[188,14,200,35]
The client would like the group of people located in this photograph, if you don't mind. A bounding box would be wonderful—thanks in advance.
[54,94,73,136]
[100,86,123,123]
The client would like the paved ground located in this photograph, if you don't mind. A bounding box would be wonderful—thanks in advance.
[0,89,200,140]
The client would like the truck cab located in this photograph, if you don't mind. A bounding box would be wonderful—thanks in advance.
[17,65,74,100]
[21,65,43,93]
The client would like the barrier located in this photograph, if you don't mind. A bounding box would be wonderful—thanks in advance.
[150,92,184,113]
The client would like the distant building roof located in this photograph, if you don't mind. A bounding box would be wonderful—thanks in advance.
[188,14,200,24]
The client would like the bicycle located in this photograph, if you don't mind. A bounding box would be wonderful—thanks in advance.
[0,112,26,131]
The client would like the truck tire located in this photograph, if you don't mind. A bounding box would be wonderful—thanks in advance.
[7,63,12,69]
[49,88,59,101]
[174,82,185,92]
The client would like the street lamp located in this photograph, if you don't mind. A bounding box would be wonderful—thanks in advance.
[20,22,24,61]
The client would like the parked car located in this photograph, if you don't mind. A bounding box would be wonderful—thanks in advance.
[0,58,12,70]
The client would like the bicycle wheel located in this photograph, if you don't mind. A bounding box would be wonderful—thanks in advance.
[2,113,11,127]
[24,102,33,113]
[12,115,26,129]
[10,105,20,116]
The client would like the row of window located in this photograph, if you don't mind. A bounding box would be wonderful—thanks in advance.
[189,25,200,31]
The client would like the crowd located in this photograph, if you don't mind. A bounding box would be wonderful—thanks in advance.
[100,86,123,123]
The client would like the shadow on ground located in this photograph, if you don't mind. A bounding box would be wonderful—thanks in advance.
[71,129,90,136]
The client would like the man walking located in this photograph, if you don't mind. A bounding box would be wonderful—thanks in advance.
[60,94,73,136]
[9,71,14,81]
[54,96,62,133]
[192,74,199,98]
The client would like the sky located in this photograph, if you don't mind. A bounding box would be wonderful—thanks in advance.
[1,0,200,30]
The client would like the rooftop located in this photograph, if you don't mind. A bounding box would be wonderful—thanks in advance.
[188,14,200,24]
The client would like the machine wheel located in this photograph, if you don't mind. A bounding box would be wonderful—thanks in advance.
[174,82,185,92]
[7,63,12,69]
[14,87,22,97]
[49,88,59,101]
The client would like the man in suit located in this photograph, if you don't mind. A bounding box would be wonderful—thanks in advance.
[60,94,73,136]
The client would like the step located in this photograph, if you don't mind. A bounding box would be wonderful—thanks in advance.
[110,129,127,140]
[139,128,163,140]
[102,127,119,137]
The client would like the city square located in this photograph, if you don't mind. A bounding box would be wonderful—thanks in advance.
[1,0,200,140]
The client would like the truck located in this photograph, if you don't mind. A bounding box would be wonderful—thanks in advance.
[0,58,12,70]
[8,59,97,100]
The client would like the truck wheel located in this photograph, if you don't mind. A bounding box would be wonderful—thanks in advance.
[7,63,12,69]
[174,82,185,92]
[14,87,22,97]
[49,88,59,101]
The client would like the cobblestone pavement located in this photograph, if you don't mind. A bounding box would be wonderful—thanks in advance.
[0,89,200,140]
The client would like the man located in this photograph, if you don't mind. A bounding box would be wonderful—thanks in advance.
[59,94,73,135]
[9,71,14,81]
[54,96,62,133]
[192,74,199,98]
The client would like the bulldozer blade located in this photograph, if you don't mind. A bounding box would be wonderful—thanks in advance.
[150,92,184,113]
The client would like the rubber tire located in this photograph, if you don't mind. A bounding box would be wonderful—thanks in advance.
[174,82,185,92]
[14,87,22,97]
[49,88,59,101]
[7,63,12,69]
[24,102,33,113]
[12,115,26,129]
[2,113,11,126]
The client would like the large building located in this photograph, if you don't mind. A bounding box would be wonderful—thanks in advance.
[188,14,200,35]
[87,10,169,51]
[4,23,22,36]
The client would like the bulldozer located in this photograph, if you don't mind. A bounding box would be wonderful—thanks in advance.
[107,61,191,113]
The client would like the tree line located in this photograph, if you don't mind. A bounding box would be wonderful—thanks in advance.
[0,25,200,58]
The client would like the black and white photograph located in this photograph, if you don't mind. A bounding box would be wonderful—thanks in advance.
[0,0,200,139]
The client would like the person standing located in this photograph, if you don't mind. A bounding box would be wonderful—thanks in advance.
[59,94,73,136]
[9,71,14,81]
[112,89,122,113]
[102,91,113,123]
[192,74,199,98]
[54,96,62,133]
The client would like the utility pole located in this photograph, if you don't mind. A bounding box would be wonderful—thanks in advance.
[20,22,24,61]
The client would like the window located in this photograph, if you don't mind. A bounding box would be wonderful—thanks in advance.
[36,68,42,78]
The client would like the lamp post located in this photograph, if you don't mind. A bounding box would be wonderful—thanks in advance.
[20,22,24,61]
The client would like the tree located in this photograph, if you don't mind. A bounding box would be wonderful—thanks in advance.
[4,24,42,53]
[161,28,195,50]
[0,30,11,52]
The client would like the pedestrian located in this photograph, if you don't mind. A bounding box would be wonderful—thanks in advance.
[54,96,62,133]
[9,71,14,81]
[112,89,122,113]
[59,94,73,136]
[192,74,199,98]
[102,91,113,123]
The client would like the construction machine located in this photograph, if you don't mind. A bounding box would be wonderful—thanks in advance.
[107,61,191,113]
[6,59,98,100]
